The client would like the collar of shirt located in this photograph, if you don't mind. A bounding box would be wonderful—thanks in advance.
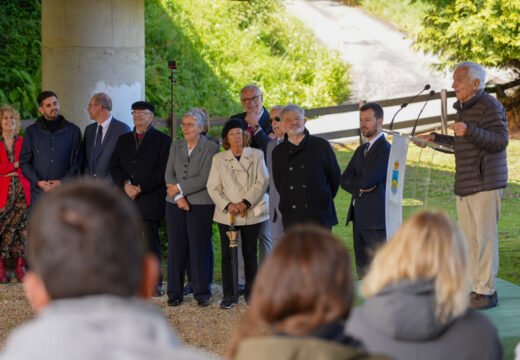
[366,132,384,152]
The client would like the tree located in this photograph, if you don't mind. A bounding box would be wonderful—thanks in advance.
[413,0,520,126]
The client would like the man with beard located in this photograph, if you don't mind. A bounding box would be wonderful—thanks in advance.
[272,103,341,230]
[20,91,83,204]
[341,102,390,278]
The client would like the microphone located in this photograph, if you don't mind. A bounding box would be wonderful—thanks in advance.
[411,90,435,137]
[389,84,431,130]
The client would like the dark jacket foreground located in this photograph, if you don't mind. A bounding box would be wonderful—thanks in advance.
[346,279,502,360]
[235,321,392,360]
[272,129,341,229]
[19,116,83,202]
[433,89,508,196]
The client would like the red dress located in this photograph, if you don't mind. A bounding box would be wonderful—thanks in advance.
[0,136,30,259]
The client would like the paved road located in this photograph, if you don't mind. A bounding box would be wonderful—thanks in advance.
[283,0,514,142]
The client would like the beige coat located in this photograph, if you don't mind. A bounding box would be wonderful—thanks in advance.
[207,147,269,226]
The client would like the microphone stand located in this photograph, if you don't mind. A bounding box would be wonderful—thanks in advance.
[168,61,177,139]
[411,90,435,137]
[389,84,430,130]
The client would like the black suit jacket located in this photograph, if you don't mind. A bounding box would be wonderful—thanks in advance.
[109,126,171,221]
[83,117,130,179]
[341,135,391,230]
[231,106,272,151]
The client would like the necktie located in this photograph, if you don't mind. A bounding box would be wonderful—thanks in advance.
[91,125,103,175]
[363,142,370,157]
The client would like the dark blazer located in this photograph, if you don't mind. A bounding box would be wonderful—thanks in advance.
[109,126,171,221]
[20,116,83,202]
[83,117,130,179]
[231,106,272,151]
[341,135,391,230]
[272,129,341,228]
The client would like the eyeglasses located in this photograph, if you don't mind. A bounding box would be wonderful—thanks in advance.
[132,110,153,116]
[181,122,197,128]
[269,116,281,124]
[241,95,261,103]
[87,103,99,109]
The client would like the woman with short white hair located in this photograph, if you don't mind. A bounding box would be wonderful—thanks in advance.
[346,210,502,360]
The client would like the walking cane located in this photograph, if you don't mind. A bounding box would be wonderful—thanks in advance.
[226,213,239,309]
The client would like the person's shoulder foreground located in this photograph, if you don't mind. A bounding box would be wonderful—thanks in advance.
[234,336,392,360]
[0,295,216,360]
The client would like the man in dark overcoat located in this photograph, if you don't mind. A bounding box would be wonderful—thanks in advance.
[109,101,171,295]
[272,104,341,230]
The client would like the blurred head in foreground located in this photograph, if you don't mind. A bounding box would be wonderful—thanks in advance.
[226,225,355,358]
[361,210,469,322]
[24,178,159,312]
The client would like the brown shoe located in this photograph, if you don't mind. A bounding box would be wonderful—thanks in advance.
[469,291,498,310]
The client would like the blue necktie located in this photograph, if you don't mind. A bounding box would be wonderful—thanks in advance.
[363,142,370,157]
[91,125,103,175]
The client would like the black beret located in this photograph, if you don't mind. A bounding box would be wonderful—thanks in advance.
[131,101,155,114]
[222,117,247,139]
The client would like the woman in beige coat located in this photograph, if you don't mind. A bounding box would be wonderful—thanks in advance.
[207,118,269,309]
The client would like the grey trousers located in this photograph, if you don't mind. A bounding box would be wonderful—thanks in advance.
[457,189,502,295]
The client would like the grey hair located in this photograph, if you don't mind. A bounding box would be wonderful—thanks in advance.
[183,108,206,127]
[240,85,263,97]
[455,62,486,90]
[92,93,112,111]
[280,103,304,120]
[271,105,285,112]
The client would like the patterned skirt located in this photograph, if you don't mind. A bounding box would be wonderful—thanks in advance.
[0,176,29,259]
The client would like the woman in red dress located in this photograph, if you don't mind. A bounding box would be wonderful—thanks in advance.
[0,105,30,283]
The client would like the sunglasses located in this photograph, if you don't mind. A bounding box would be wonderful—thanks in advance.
[269,116,281,124]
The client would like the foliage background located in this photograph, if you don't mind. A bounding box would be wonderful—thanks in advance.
[0,0,350,119]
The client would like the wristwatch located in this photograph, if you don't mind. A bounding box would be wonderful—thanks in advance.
[253,124,261,131]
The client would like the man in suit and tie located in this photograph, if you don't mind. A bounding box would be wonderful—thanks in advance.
[109,101,171,296]
[266,106,286,245]
[341,102,391,278]
[84,93,130,179]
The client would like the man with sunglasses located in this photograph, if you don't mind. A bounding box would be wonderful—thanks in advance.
[109,101,171,296]
[266,106,286,245]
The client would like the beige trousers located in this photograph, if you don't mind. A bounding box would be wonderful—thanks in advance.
[456,189,502,295]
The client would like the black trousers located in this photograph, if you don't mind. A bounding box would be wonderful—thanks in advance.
[352,220,386,278]
[218,222,260,302]
[166,202,214,302]
[142,219,163,285]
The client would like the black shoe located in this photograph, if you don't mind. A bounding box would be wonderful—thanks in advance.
[220,300,236,310]
[469,291,498,310]
[197,296,210,307]
[238,284,245,296]
[183,282,193,296]
[167,298,182,307]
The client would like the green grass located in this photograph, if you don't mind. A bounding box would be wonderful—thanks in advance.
[356,0,433,35]
[334,138,520,286]
[145,0,350,118]
[193,138,520,287]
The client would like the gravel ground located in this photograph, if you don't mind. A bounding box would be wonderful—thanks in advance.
[0,282,247,357]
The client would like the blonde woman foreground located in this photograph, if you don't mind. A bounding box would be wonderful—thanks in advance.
[346,211,502,360]
[226,225,391,360]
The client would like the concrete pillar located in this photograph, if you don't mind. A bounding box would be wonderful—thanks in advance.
[41,0,145,130]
